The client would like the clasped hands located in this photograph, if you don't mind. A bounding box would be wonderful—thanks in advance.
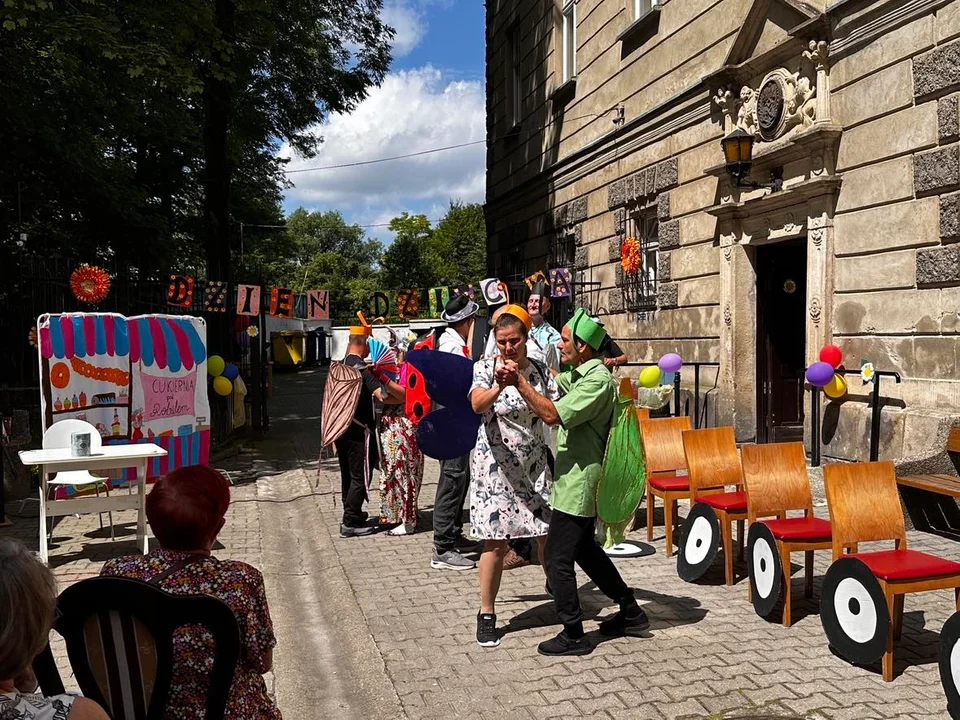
[495,358,521,389]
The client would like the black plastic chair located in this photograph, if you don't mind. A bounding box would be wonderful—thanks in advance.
[34,576,241,720]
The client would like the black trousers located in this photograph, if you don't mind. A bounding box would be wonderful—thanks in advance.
[544,509,634,629]
[335,434,369,527]
[433,452,470,553]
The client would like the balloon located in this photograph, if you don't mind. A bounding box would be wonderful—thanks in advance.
[805,361,835,388]
[236,330,251,349]
[213,376,233,396]
[208,355,225,377]
[639,366,661,388]
[221,363,240,381]
[658,353,683,373]
[819,344,842,369]
[823,372,848,400]
[661,371,676,385]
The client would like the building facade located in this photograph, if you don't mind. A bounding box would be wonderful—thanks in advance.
[485,0,960,468]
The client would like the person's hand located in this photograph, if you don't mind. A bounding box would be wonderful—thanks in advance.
[499,360,520,387]
[603,357,615,368]
[369,366,390,385]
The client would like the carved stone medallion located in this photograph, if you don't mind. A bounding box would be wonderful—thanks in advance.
[809,297,822,324]
[757,79,784,136]
[723,304,732,326]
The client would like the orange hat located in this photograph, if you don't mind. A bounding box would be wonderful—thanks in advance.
[349,311,372,337]
[501,304,532,331]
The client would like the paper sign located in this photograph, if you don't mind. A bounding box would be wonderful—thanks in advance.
[269,287,294,317]
[480,278,507,306]
[429,287,450,317]
[525,270,547,291]
[452,282,476,300]
[550,268,572,298]
[236,284,261,316]
[369,292,390,319]
[167,275,194,307]
[141,369,197,422]
[307,290,329,320]
[204,281,227,312]
[396,289,420,319]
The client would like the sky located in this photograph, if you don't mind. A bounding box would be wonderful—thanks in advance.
[278,0,486,244]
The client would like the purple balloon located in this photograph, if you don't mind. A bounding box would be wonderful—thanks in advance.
[805,361,835,388]
[658,353,683,374]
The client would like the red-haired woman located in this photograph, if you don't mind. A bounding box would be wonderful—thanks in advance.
[100,466,281,719]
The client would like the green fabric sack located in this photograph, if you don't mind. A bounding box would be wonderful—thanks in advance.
[596,397,647,548]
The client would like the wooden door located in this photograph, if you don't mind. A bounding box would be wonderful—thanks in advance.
[756,241,807,443]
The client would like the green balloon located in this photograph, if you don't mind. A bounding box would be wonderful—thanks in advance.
[208,355,225,377]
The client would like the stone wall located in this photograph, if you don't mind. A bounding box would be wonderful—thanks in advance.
[486,0,960,466]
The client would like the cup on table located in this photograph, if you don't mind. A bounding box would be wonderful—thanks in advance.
[70,432,92,457]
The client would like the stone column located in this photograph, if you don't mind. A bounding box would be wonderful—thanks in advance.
[806,40,831,125]
[803,199,834,452]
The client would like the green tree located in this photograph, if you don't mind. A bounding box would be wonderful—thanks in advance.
[242,208,382,320]
[381,213,436,290]
[429,202,487,284]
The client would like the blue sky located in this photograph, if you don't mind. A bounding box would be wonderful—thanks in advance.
[279,1,486,244]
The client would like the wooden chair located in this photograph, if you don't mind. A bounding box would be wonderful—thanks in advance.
[824,461,960,681]
[681,426,747,585]
[640,416,692,557]
[741,442,832,626]
[34,576,241,719]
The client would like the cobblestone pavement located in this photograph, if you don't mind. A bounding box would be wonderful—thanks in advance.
[4,367,959,719]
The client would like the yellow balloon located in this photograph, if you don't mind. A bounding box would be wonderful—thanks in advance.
[207,355,225,377]
[823,372,847,400]
[639,365,661,388]
[213,376,233,397]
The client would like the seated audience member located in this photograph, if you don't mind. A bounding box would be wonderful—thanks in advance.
[0,537,109,719]
[101,465,282,719]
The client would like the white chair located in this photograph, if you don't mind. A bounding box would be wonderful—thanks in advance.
[41,420,114,540]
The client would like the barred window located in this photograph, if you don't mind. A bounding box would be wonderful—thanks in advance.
[626,213,658,309]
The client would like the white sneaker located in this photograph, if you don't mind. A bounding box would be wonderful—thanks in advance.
[389,523,416,536]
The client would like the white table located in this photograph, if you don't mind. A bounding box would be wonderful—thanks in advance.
[18,444,168,564]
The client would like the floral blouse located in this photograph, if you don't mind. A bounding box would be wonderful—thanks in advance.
[100,549,281,720]
[0,691,75,719]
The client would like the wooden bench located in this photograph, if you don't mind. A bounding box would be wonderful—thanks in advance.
[896,428,960,498]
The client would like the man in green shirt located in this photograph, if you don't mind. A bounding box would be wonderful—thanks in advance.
[503,309,649,656]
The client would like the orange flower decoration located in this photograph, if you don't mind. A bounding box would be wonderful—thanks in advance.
[621,237,641,275]
[28,326,38,349]
[70,264,111,304]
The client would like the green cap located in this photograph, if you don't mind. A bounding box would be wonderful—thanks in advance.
[565,308,607,350]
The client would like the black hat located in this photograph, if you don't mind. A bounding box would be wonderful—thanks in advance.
[441,293,479,323]
[530,278,549,297]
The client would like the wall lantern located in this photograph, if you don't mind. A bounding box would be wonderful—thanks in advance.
[720,128,783,192]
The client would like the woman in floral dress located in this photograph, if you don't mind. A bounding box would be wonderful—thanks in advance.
[379,350,425,535]
[469,307,560,647]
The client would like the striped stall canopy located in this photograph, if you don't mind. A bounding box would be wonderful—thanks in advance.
[105,430,211,482]
[39,314,206,371]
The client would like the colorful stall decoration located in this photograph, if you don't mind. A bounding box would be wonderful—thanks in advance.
[37,313,211,489]
[236,284,261,316]
[269,287,294,318]
[395,289,419,319]
[307,289,330,320]
[70,265,112,305]
[428,287,450,317]
[621,237,641,274]
[203,281,228,313]
[525,270,547,291]
[549,268,572,298]
[167,275,195,307]
[452,282,477,301]
[369,291,390,320]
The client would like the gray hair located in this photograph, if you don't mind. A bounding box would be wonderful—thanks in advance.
[0,538,57,679]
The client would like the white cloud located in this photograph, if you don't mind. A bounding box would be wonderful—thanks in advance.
[381,2,426,57]
[280,66,486,214]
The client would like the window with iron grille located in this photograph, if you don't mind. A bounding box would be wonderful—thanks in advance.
[625,212,658,310]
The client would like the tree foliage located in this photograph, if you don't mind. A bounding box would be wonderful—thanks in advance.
[380,213,435,290]
[429,202,487,284]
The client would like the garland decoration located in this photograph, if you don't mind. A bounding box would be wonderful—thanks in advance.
[70,264,112,305]
[620,237,641,275]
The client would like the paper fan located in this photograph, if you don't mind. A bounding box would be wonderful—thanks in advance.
[368,338,398,380]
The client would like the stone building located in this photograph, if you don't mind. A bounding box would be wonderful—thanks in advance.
[484,0,960,468]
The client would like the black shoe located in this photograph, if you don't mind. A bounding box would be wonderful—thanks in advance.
[599,606,650,637]
[537,630,592,657]
[340,524,375,538]
[476,612,500,648]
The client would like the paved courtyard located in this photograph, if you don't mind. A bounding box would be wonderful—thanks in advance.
[4,367,959,719]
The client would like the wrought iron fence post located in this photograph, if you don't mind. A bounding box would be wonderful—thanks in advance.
[870,376,882,462]
[694,366,701,429]
[673,370,681,418]
[811,386,821,468]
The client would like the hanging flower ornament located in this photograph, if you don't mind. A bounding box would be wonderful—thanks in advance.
[69,264,112,305]
[246,325,259,338]
[860,361,876,385]
[28,327,38,349]
[621,237,641,275]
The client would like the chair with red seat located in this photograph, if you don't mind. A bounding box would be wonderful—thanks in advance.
[639,416,692,557]
[676,426,746,585]
[822,461,960,681]
[741,442,832,626]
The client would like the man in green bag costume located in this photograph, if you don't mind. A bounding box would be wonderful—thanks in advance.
[500,309,650,656]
